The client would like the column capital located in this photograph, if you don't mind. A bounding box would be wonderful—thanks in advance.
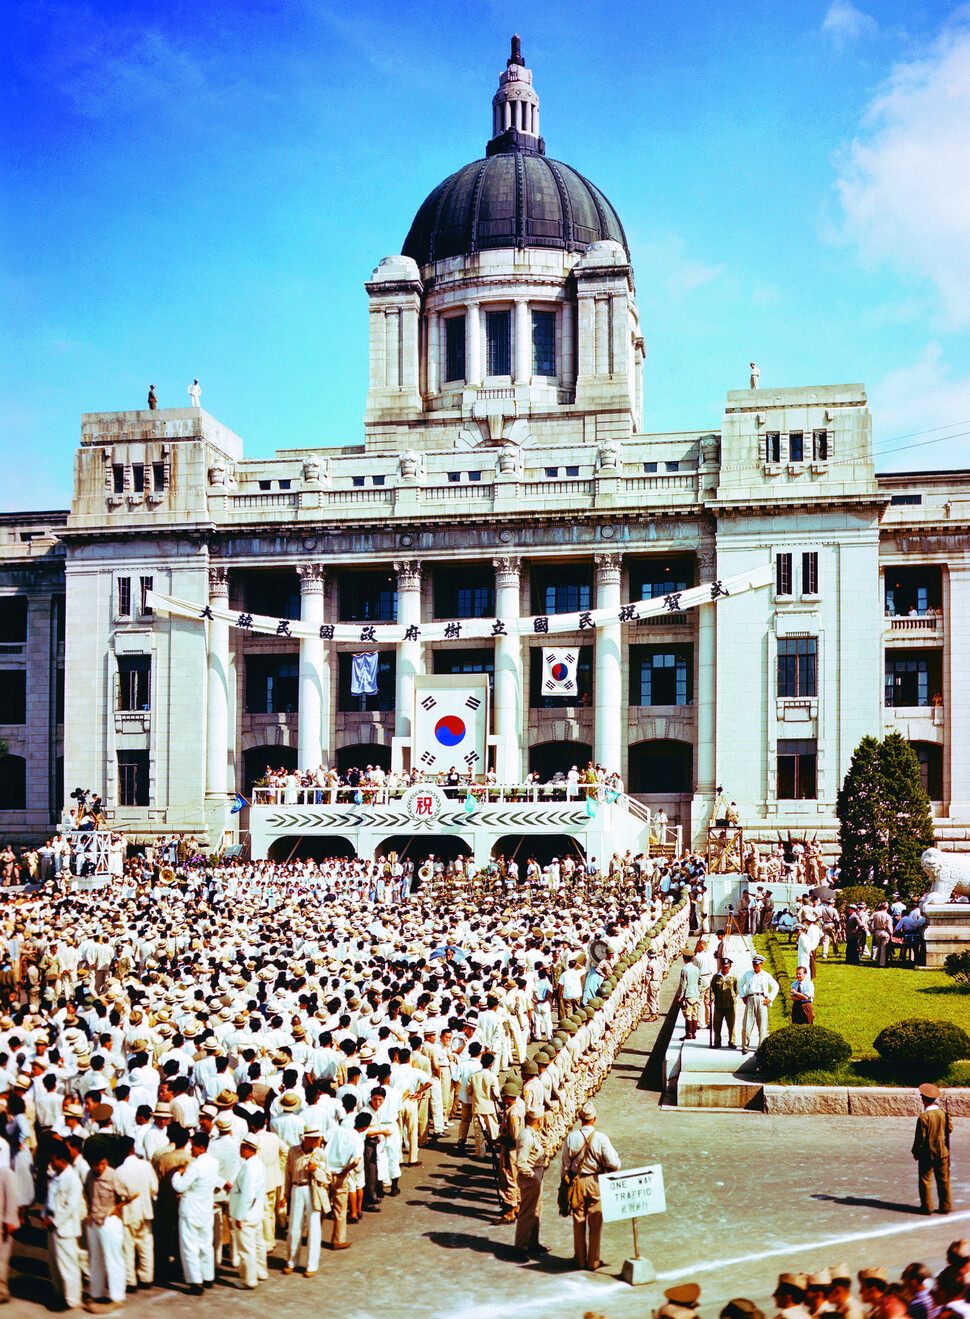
[299,563,328,592]
[696,545,716,577]
[594,552,622,584]
[393,560,423,589]
[492,555,522,589]
[208,566,229,598]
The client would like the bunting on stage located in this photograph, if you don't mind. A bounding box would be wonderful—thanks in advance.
[146,563,771,643]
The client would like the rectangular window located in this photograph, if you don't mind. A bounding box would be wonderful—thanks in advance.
[433,648,495,696]
[486,310,511,376]
[339,571,397,622]
[118,750,150,807]
[258,480,272,491]
[643,462,658,474]
[117,577,131,617]
[777,739,817,799]
[532,309,556,377]
[777,638,817,698]
[112,464,126,494]
[434,566,495,620]
[352,476,365,487]
[448,472,461,482]
[0,598,27,643]
[445,315,466,383]
[372,475,385,486]
[139,576,153,615]
[776,553,792,597]
[0,670,26,724]
[55,668,64,725]
[766,432,781,464]
[245,655,300,714]
[131,464,145,493]
[531,565,593,616]
[632,646,693,706]
[529,645,593,709]
[544,467,559,479]
[278,479,291,491]
[337,651,395,712]
[812,430,829,461]
[468,470,482,482]
[631,557,693,609]
[885,566,942,616]
[565,466,579,477]
[665,461,680,473]
[152,462,166,491]
[246,572,301,621]
[885,654,941,708]
[117,654,151,711]
[802,552,819,595]
[890,493,922,506]
[789,432,804,463]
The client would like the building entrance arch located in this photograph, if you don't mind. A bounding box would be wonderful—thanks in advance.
[267,835,357,862]
[528,741,592,782]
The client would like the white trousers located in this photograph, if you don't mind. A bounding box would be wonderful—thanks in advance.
[742,998,769,1050]
[233,1219,266,1288]
[88,1216,126,1303]
[179,1214,214,1285]
[286,1186,321,1272]
[533,1001,552,1040]
[49,1233,82,1309]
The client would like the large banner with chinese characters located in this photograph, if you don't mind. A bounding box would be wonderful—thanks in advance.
[146,563,772,643]
[412,675,489,775]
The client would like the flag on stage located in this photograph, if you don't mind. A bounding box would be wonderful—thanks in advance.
[605,788,619,804]
[413,676,488,773]
[586,794,597,818]
[230,793,248,815]
[351,651,379,695]
[464,791,477,816]
[541,647,578,696]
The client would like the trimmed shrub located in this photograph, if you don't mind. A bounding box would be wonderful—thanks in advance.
[756,1025,852,1080]
[834,884,885,912]
[873,1018,970,1079]
[943,952,970,986]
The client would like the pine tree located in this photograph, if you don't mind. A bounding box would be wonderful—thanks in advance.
[880,731,935,899]
[836,735,887,886]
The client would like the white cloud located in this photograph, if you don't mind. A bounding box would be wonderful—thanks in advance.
[629,232,723,304]
[822,1,878,48]
[869,342,970,469]
[836,23,970,328]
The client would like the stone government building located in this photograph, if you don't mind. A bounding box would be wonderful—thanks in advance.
[2,38,969,857]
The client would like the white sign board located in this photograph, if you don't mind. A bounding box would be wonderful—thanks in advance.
[599,1164,666,1223]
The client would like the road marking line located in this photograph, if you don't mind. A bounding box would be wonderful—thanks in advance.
[657,1209,970,1280]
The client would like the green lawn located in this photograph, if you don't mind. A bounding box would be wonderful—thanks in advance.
[752,934,970,1059]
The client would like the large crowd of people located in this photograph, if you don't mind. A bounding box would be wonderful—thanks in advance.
[0,851,690,1308]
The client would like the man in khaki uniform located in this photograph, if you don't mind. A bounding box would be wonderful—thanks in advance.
[912,1081,952,1213]
[559,1102,620,1271]
[512,1109,546,1259]
[495,1082,524,1224]
[468,1050,502,1155]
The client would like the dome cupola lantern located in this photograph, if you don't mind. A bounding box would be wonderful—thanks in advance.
[488,34,543,157]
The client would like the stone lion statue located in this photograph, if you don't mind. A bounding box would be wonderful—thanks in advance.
[921,848,970,905]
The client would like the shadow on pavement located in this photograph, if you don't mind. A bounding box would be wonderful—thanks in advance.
[812,1193,924,1214]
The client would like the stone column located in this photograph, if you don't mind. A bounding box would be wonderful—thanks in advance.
[514,300,531,384]
[946,564,970,816]
[561,299,575,387]
[427,312,439,395]
[298,565,327,772]
[394,561,423,740]
[493,556,523,783]
[693,546,717,845]
[594,553,622,773]
[466,302,482,385]
[205,567,231,798]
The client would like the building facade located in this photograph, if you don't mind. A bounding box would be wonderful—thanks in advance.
[3,39,970,855]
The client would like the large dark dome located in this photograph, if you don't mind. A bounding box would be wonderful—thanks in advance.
[402,148,629,268]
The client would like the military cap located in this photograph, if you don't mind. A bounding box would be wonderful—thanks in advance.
[721,1301,764,1319]
[91,1103,113,1124]
[666,1284,701,1306]
[521,1060,539,1077]
[919,1082,940,1099]
[501,1082,521,1098]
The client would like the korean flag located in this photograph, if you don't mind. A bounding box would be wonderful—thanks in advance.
[413,676,488,773]
[542,648,578,696]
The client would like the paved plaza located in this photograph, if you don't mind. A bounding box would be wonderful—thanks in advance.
[12,980,967,1319]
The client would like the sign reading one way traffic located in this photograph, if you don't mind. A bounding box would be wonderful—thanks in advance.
[599,1164,666,1223]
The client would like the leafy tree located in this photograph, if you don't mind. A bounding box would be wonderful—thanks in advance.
[836,735,886,886]
[836,733,934,897]
[880,731,934,899]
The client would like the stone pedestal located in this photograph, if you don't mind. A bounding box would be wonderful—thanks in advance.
[622,1255,656,1285]
[923,904,970,968]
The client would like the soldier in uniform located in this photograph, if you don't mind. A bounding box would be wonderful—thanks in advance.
[495,1082,524,1224]
[912,1081,952,1214]
[710,957,739,1047]
[512,1109,546,1260]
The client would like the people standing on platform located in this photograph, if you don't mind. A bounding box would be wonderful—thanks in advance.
[711,956,739,1047]
[739,954,779,1054]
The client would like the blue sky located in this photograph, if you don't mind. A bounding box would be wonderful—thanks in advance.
[3,0,970,509]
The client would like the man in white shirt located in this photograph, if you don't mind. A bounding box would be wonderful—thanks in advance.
[325,1114,367,1249]
[115,1137,158,1291]
[738,954,780,1053]
[230,1136,267,1289]
[42,1148,84,1310]
[171,1131,220,1293]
